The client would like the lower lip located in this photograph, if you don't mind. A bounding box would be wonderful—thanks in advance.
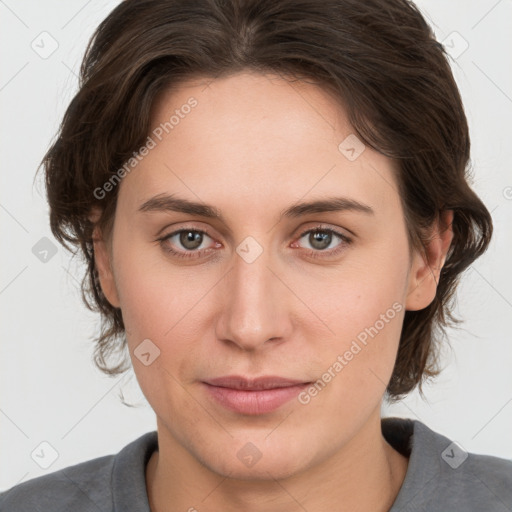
[203,383,310,415]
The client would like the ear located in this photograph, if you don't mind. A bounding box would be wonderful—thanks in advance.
[89,207,121,309]
[405,210,454,311]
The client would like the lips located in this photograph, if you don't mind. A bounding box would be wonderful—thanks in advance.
[202,375,312,415]
[203,375,310,390]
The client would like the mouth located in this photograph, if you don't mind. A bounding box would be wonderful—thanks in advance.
[202,375,312,415]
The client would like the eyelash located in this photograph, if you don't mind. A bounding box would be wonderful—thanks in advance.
[157,225,352,261]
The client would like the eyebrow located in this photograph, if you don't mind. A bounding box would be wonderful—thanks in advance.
[138,193,374,221]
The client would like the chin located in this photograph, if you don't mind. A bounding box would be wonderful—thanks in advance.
[194,436,314,481]
[208,455,306,481]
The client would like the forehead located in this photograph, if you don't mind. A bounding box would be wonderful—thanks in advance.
[118,71,400,219]
[151,71,351,153]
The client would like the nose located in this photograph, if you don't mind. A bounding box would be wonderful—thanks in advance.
[214,240,293,352]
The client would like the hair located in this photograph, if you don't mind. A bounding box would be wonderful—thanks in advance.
[39,0,492,402]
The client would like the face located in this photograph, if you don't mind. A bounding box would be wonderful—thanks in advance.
[94,71,443,480]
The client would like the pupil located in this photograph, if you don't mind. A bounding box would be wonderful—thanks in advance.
[181,231,202,249]
[311,231,330,250]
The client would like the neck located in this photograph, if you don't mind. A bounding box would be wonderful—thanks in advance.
[146,409,409,512]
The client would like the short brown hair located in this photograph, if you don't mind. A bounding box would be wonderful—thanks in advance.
[40,0,492,401]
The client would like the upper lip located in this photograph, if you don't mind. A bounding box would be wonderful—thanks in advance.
[203,375,311,390]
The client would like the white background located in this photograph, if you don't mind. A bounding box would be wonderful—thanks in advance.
[1,0,511,491]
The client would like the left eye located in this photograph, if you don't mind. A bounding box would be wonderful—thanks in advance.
[294,227,352,258]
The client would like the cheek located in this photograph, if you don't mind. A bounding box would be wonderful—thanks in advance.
[303,237,409,341]
[113,251,200,414]
[111,242,211,386]
[112,235,192,337]
[298,240,409,396]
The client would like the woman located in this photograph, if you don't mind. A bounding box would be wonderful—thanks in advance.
[2,0,511,510]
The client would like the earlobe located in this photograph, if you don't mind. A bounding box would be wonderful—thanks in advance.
[91,219,121,309]
[405,210,454,311]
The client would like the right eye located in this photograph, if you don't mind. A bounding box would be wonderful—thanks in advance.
[158,228,219,259]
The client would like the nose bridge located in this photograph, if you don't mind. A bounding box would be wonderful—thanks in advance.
[233,237,272,307]
[216,235,288,349]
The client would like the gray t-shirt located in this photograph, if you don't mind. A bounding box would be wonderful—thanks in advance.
[1,417,511,511]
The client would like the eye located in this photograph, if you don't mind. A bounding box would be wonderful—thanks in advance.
[158,228,218,259]
[293,226,352,259]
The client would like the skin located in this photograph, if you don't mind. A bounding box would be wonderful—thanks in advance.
[92,71,453,512]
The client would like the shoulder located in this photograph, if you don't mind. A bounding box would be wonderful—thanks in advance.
[386,418,512,511]
[425,449,512,511]
[441,447,512,509]
[0,430,158,512]
[0,453,116,512]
